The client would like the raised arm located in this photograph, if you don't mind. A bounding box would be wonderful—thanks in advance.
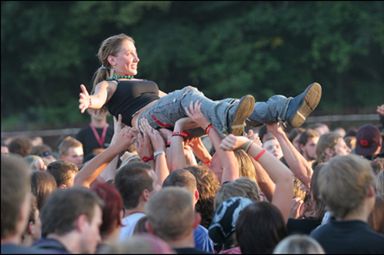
[79,81,112,113]
[221,134,294,223]
[267,123,312,189]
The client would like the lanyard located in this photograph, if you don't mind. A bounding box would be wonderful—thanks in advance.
[90,124,108,148]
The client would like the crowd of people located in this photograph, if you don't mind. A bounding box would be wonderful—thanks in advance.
[1,33,384,254]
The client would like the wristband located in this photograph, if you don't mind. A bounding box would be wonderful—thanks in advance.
[154,150,165,158]
[142,156,154,162]
[172,131,189,139]
[204,124,213,134]
[253,149,266,161]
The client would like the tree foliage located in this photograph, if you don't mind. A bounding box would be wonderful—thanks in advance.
[1,1,383,130]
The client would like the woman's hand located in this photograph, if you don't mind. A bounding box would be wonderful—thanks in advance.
[140,119,166,152]
[111,114,125,145]
[79,84,91,113]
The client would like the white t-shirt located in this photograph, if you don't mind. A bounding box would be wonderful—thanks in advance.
[119,212,145,241]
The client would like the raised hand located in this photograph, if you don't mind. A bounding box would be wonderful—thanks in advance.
[140,118,166,152]
[111,114,126,145]
[184,101,210,129]
[79,84,91,113]
[220,134,250,151]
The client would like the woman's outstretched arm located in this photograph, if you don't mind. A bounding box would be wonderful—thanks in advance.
[79,81,112,113]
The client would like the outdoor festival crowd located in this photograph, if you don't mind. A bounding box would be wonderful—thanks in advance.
[1,33,384,254]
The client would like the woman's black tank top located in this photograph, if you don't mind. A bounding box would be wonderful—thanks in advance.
[106,79,160,126]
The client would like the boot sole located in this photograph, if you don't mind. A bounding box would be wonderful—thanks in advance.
[290,82,322,128]
[230,95,255,136]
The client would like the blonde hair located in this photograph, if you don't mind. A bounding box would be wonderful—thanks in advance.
[234,149,257,182]
[273,234,325,254]
[58,136,82,156]
[92,33,135,89]
[317,154,375,218]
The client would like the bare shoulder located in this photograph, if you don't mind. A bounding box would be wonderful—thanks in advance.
[95,80,117,96]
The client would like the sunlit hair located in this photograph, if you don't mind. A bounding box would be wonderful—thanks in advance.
[317,154,375,218]
[91,182,124,238]
[234,149,257,182]
[315,132,342,164]
[273,234,325,254]
[92,33,135,89]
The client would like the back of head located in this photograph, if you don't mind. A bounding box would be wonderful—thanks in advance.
[31,171,57,210]
[355,124,382,159]
[273,234,325,254]
[1,154,31,240]
[162,169,197,194]
[8,136,32,157]
[317,154,375,219]
[91,182,124,237]
[40,187,103,237]
[316,132,342,163]
[234,149,257,181]
[145,187,194,241]
[236,201,287,254]
[47,160,78,188]
[101,234,175,254]
[209,196,253,251]
[214,177,260,210]
[115,162,154,209]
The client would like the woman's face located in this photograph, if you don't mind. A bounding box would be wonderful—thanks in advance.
[110,39,140,76]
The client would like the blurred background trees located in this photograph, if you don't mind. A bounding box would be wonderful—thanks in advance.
[2,1,383,130]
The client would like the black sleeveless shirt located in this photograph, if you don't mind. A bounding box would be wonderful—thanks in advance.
[106,79,160,126]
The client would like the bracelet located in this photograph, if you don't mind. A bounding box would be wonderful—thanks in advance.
[172,131,189,139]
[241,140,253,153]
[142,156,154,162]
[253,149,266,161]
[204,124,213,134]
[154,150,165,158]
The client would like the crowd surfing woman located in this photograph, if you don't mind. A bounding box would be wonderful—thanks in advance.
[78,34,322,137]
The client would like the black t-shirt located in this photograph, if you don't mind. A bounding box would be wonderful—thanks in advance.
[106,79,160,126]
[76,125,114,161]
[310,220,384,254]
[174,247,211,254]
[287,218,322,235]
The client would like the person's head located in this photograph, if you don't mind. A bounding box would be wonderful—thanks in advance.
[91,182,124,239]
[1,154,32,243]
[185,165,220,228]
[58,136,84,168]
[30,136,43,147]
[263,136,283,159]
[355,124,383,160]
[371,157,384,175]
[236,201,287,254]
[21,195,41,246]
[209,196,253,251]
[87,108,109,123]
[273,234,325,254]
[47,160,78,189]
[333,127,346,137]
[298,128,320,161]
[288,127,306,151]
[162,169,199,205]
[8,136,32,157]
[368,196,384,234]
[100,233,175,254]
[24,155,46,172]
[40,187,103,253]
[214,177,260,210]
[316,132,350,164]
[93,34,139,86]
[31,171,57,211]
[30,144,56,166]
[308,123,329,136]
[145,187,199,242]
[317,154,376,219]
[114,162,155,210]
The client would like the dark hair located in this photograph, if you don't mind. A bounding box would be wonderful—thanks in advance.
[31,144,53,157]
[40,187,103,237]
[297,128,320,146]
[114,162,153,209]
[236,202,287,254]
[91,182,124,237]
[1,154,31,239]
[8,136,32,157]
[47,160,78,187]
[31,171,57,210]
[162,169,197,194]
[133,216,149,235]
[185,165,220,228]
